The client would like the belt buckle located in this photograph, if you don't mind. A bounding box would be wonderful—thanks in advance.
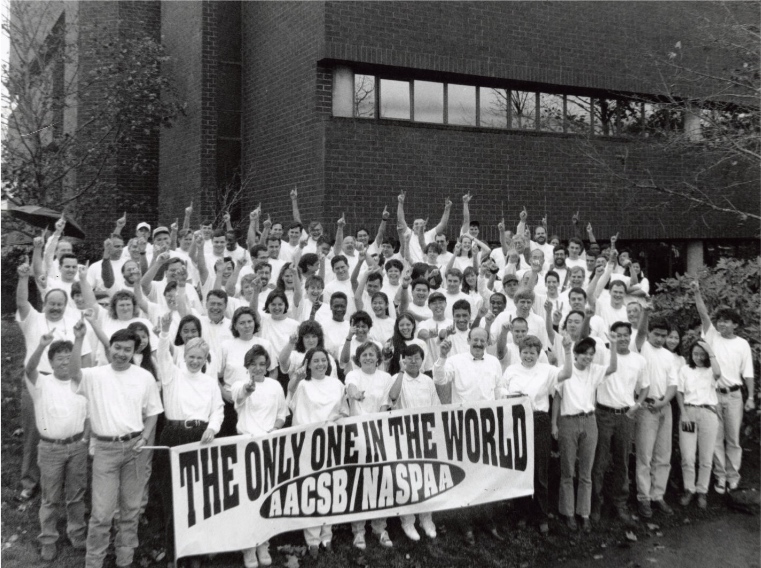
[183,420,195,429]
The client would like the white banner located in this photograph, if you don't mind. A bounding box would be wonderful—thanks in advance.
[170,398,534,557]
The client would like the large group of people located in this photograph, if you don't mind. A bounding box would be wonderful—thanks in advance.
[14,189,755,568]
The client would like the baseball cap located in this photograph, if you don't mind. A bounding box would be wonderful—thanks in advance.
[137,222,151,231]
[428,291,446,304]
[503,273,519,283]
[153,226,169,238]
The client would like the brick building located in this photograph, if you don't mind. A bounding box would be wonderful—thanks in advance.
[10,1,759,283]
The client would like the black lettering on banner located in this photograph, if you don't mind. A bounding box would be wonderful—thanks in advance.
[327,425,343,467]
[387,416,404,459]
[245,442,262,500]
[512,404,528,472]
[179,451,199,527]
[221,444,240,511]
[420,413,437,459]
[497,406,513,469]
[368,419,387,462]
[291,431,306,478]
[403,414,422,459]
[480,408,497,466]
[464,408,481,463]
[277,435,292,485]
[259,461,464,519]
[443,410,464,461]
[362,421,372,463]
[262,438,277,493]
[311,429,325,471]
[344,423,359,464]
[200,447,221,520]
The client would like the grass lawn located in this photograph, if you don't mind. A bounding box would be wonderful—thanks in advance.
[1,316,758,567]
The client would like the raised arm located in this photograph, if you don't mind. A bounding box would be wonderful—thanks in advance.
[169,219,179,250]
[634,303,650,352]
[516,206,528,241]
[339,326,356,368]
[226,257,246,298]
[373,206,389,250]
[157,314,178,383]
[31,234,45,281]
[350,246,366,292]
[544,300,556,344]
[247,207,260,249]
[604,336,618,375]
[690,280,712,334]
[69,317,87,384]
[556,333,574,381]
[398,268,412,316]
[354,267,371,312]
[396,190,409,232]
[113,213,126,237]
[24,334,54,385]
[333,214,346,258]
[182,201,193,231]
[141,251,169,296]
[258,215,272,247]
[16,258,33,319]
[586,221,597,245]
[223,211,233,233]
[101,239,115,290]
[460,192,471,235]
[433,197,453,235]
[290,187,302,224]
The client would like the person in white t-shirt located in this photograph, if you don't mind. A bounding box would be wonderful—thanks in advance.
[339,311,382,373]
[502,334,573,535]
[25,332,89,561]
[345,342,395,549]
[287,348,347,557]
[591,321,649,527]
[315,292,351,361]
[231,344,287,568]
[692,281,754,493]
[676,339,721,510]
[279,320,340,380]
[396,190,453,264]
[70,326,163,568]
[554,336,617,533]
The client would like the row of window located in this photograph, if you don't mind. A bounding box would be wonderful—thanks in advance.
[351,74,746,138]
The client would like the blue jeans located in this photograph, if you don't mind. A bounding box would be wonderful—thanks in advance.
[37,439,88,545]
[635,404,672,502]
[21,388,40,492]
[713,390,743,484]
[592,409,635,511]
[86,437,148,568]
[558,414,598,517]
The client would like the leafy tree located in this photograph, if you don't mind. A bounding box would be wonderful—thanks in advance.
[1,2,185,212]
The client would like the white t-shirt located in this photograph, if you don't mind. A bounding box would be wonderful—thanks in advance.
[502,362,560,412]
[280,350,339,379]
[403,227,437,264]
[80,364,163,437]
[677,366,718,406]
[288,377,346,426]
[596,301,628,334]
[636,342,678,399]
[26,373,88,439]
[397,372,440,410]
[368,315,395,345]
[702,325,753,389]
[596,351,648,408]
[443,290,470,320]
[407,302,433,322]
[345,369,395,415]
[231,377,287,436]
[556,363,607,415]
[17,309,93,374]
[95,310,157,366]
[258,314,300,357]
[320,279,355,319]
[314,315,350,361]
[219,337,278,394]
[88,258,127,292]
[433,352,505,404]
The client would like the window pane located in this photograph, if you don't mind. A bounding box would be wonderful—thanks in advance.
[510,91,536,129]
[414,80,443,123]
[615,100,642,136]
[565,96,591,134]
[593,99,616,136]
[354,74,376,118]
[447,84,476,126]
[479,88,507,128]
[643,103,682,138]
[380,79,410,120]
[538,93,564,132]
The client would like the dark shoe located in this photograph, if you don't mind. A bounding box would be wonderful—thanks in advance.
[580,517,592,533]
[697,494,707,509]
[680,492,694,507]
[308,545,318,559]
[653,499,673,515]
[321,541,332,553]
[637,500,653,519]
[464,530,476,546]
[616,508,636,527]
[40,544,57,562]
[565,515,578,531]
[539,522,549,535]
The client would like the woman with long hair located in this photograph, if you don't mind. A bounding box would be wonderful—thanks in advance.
[287,347,346,557]
[383,312,420,375]
[676,340,721,510]
[278,320,339,379]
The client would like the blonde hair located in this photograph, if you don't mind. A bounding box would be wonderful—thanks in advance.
[184,337,210,359]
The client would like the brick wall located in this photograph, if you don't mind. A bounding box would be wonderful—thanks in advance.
[322,118,758,242]
[240,2,326,224]
[321,1,754,97]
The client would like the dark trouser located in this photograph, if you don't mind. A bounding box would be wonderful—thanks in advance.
[21,388,40,491]
[218,401,238,438]
[592,408,634,512]
[517,411,550,523]
[460,502,501,534]
[157,421,206,561]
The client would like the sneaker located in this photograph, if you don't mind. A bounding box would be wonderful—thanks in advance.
[352,532,366,550]
[243,547,259,568]
[565,515,578,531]
[464,530,476,546]
[257,543,272,567]
[728,479,740,491]
[16,487,36,502]
[420,519,437,539]
[714,478,726,494]
[580,517,592,533]
[697,494,707,509]
[637,500,653,519]
[308,545,319,559]
[538,522,549,535]
[377,530,393,548]
[321,542,332,553]
[680,492,694,507]
[402,524,420,541]
[653,499,674,515]
[40,544,57,562]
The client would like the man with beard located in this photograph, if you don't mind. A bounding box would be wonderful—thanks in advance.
[516,207,555,261]
[551,245,569,289]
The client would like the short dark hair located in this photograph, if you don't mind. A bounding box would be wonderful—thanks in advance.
[298,253,318,274]
[385,259,404,272]
[353,341,382,367]
[231,307,260,337]
[264,289,289,314]
[350,310,373,328]
[288,221,303,231]
[714,308,742,327]
[330,292,348,306]
[296,320,324,352]
[573,337,597,355]
[610,321,632,334]
[206,289,228,304]
[452,299,471,314]
[648,317,670,333]
[568,286,587,300]
[366,271,383,286]
[266,235,281,245]
[545,270,560,283]
[402,343,425,361]
[212,229,226,239]
[411,278,430,291]
[58,253,77,265]
[609,280,627,292]
[175,315,202,346]
[331,255,347,269]
[109,328,139,347]
[47,340,74,361]
[249,244,268,258]
[244,344,271,369]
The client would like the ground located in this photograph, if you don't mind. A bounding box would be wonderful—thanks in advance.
[1,317,758,567]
